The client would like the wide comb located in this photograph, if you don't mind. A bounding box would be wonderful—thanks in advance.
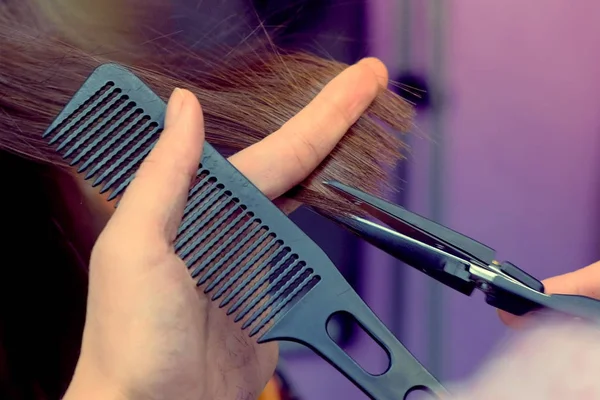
[42,63,446,400]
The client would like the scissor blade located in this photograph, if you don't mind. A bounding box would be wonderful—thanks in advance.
[325,213,476,295]
[324,180,496,265]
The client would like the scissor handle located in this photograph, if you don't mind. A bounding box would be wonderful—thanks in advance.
[484,261,545,316]
[490,270,600,322]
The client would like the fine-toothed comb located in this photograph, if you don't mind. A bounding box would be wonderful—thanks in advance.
[43,63,447,400]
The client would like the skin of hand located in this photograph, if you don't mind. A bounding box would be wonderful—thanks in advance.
[62,57,389,400]
[450,318,600,400]
[498,260,600,327]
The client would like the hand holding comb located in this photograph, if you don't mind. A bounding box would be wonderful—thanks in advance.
[43,63,447,400]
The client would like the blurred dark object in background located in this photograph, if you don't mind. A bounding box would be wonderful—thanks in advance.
[393,71,431,111]
[251,0,367,62]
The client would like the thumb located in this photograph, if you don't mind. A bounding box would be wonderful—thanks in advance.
[498,260,600,327]
[111,88,205,243]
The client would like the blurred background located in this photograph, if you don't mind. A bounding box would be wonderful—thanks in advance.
[167,0,600,398]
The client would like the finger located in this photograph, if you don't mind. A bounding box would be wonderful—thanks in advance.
[228,57,389,201]
[541,261,600,298]
[498,260,600,327]
[111,88,205,242]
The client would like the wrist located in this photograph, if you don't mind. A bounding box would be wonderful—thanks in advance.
[63,361,131,400]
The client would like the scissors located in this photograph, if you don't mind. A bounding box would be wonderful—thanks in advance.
[322,180,600,323]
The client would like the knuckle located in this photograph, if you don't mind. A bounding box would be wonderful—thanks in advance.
[289,131,323,176]
[321,63,380,129]
[138,141,197,182]
[328,99,355,128]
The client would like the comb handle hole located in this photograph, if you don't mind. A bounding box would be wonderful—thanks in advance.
[326,311,390,376]
[405,386,437,400]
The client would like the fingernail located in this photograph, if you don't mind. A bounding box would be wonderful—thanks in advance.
[165,88,185,129]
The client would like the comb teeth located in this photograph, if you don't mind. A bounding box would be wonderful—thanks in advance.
[43,67,322,337]
[45,83,162,197]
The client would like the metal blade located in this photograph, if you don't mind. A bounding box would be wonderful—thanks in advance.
[324,180,496,265]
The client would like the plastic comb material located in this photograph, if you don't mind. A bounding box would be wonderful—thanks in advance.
[42,63,447,400]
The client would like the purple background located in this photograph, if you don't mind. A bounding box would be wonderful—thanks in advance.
[283,0,600,398]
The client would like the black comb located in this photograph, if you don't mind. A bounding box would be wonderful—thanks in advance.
[43,64,447,400]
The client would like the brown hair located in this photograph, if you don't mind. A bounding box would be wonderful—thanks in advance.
[0,1,414,399]
[0,3,414,214]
